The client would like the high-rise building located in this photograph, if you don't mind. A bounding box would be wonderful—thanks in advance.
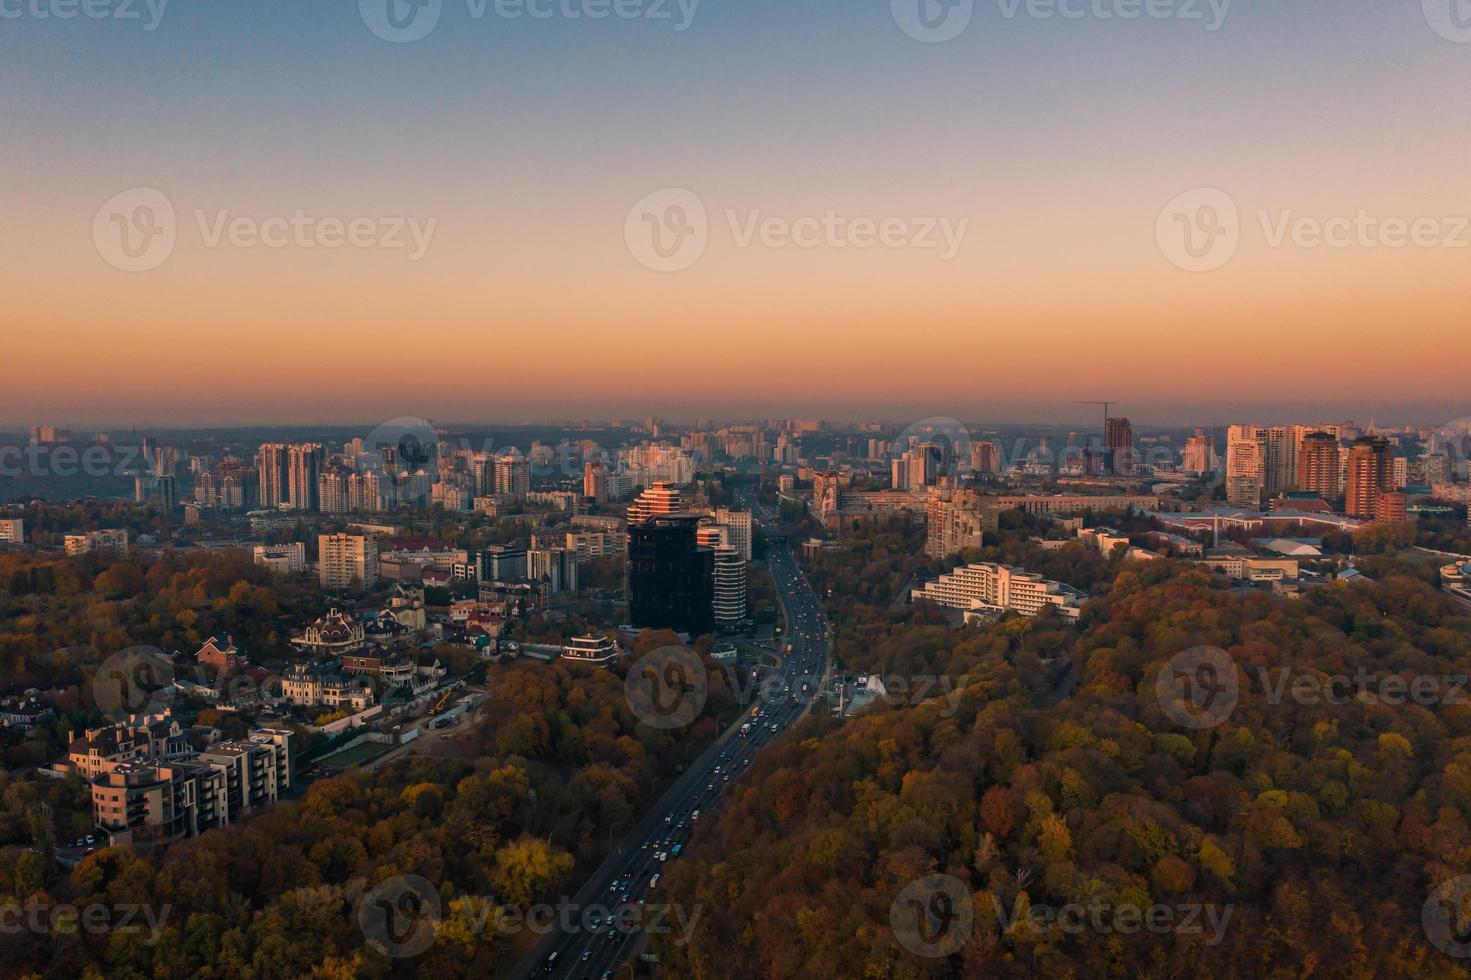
[478,545,528,583]
[495,452,530,501]
[711,544,747,628]
[629,514,714,636]
[1226,425,1266,508]
[713,507,753,561]
[1264,426,1307,493]
[256,444,289,509]
[584,459,612,504]
[1345,436,1393,519]
[925,483,993,558]
[1296,431,1341,498]
[288,444,324,511]
[318,533,378,591]
[1104,417,1135,474]
[698,525,748,628]
[627,482,682,525]
[528,547,578,594]
[1183,429,1215,476]
[971,440,1001,475]
[319,467,350,514]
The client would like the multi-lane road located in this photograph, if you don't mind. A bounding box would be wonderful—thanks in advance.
[512,496,830,980]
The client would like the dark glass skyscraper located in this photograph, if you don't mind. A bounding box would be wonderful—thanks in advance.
[629,514,714,636]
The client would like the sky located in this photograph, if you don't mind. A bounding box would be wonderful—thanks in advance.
[3,0,1470,428]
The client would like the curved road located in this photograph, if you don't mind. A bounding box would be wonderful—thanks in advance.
[511,496,830,980]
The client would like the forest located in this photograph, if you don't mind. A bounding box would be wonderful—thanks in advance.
[650,561,1471,978]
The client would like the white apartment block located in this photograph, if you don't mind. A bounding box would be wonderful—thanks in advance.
[253,542,306,575]
[0,518,23,545]
[714,507,753,560]
[912,562,1084,622]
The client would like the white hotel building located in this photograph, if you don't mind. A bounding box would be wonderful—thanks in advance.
[912,562,1084,622]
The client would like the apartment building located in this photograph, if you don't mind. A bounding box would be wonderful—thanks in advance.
[63,528,130,559]
[912,562,1084,621]
[93,728,292,847]
[253,542,306,575]
[318,533,379,590]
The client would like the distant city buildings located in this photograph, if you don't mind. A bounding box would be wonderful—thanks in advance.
[0,518,24,546]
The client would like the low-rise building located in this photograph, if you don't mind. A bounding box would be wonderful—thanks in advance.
[561,635,621,668]
[912,562,1084,622]
[281,666,375,711]
[253,542,305,575]
[64,529,130,559]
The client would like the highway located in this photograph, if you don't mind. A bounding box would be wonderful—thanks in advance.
[511,493,830,980]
